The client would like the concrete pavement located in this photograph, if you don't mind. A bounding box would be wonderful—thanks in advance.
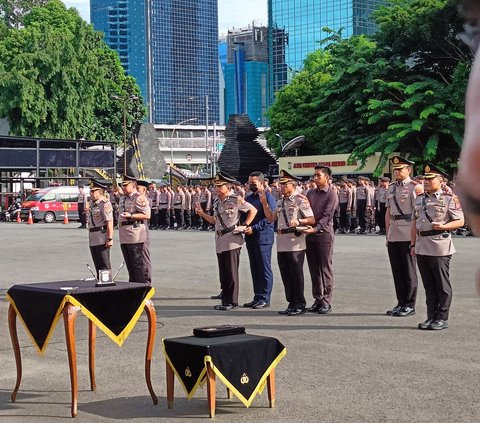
[0,222,479,422]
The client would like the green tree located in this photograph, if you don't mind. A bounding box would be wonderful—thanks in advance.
[0,0,49,29]
[0,0,144,143]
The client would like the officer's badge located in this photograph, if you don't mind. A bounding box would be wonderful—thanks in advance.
[280,170,285,177]
[104,203,113,214]
[393,157,399,164]
[425,165,431,173]
[185,367,192,377]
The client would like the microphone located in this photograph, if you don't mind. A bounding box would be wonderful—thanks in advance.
[86,264,98,281]
[112,262,125,282]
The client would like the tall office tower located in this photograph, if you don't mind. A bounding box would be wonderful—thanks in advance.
[224,24,269,127]
[91,0,220,125]
[269,0,383,96]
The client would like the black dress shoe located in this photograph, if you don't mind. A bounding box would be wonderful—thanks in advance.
[386,305,402,316]
[307,304,323,313]
[210,292,223,300]
[253,301,270,309]
[396,306,415,317]
[288,308,306,316]
[317,304,332,314]
[418,319,434,330]
[429,319,448,330]
[243,300,258,308]
[213,304,238,311]
[278,308,292,315]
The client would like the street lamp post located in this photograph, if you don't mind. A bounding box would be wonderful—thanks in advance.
[205,95,209,175]
[170,117,197,165]
[112,94,138,174]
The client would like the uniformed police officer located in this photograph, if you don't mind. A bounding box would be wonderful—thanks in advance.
[385,156,418,317]
[88,179,114,275]
[411,164,464,330]
[260,170,315,315]
[136,180,153,285]
[194,172,257,310]
[118,175,151,283]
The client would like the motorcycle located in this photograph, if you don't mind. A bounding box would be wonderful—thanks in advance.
[1,201,22,222]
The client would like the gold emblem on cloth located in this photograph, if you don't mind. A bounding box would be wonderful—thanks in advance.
[185,367,192,377]
[425,165,431,173]
[240,373,249,384]
[393,157,399,164]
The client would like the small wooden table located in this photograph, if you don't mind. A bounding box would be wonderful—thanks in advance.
[7,280,157,417]
[163,334,286,417]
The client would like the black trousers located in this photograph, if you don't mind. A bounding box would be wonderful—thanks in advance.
[387,241,418,308]
[150,209,159,228]
[217,248,241,305]
[78,203,87,226]
[357,199,367,232]
[339,203,351,232]
[201,202,212,229]
[184,210,192,228]
[375,203,386,231]
[159,209,170,228]
[278,250,306,309]
[417,255,452,321]
[174,208,184,228]
[120,243,146,283]
[89,245,111,275]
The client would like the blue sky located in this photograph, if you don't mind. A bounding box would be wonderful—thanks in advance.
[63,1,268,34]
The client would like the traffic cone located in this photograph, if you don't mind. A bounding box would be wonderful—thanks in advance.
[16,211,21,223]
[27,210,33,225]
[63,210,69,224]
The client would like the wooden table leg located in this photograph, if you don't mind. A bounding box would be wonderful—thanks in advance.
[166,361,174,409]
[227,387,233,399]
[8,305,22,403]
[88,320,96,392]
[267,369,276,408]
[144,300,158,405]
[206,362,216,418]
[63,303,78,418]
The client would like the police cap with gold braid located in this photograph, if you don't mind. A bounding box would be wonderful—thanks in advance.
[214,171,237,186]
[391,155,415,169]
[89,178,108,191]
[423,164,449,180]
[137,179,150,189]
[121,174,137,186]
[278,169,299,184]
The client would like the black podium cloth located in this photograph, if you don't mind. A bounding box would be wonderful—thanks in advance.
[7,280,154,354]
[163,334,286,407]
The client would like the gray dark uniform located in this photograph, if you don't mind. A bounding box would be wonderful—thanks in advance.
[414,192,463,322]
[214,195,255,306]
[386,178,418,310]
[88,197,113,273]
[119,192,150,283]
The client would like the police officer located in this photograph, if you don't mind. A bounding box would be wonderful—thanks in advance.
[411,165,464,330]
[136,179,153,285]
[385,156,418,317]
[118,175,151,283]
[260,170,315,316]
[338,179,352,233]
[88,179,114,275]
[194,172,257,310]
[375,177,390,235]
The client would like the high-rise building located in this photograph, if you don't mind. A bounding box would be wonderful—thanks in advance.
[224,24,269,127]
[91,0,220,126]
[269,0,383,96]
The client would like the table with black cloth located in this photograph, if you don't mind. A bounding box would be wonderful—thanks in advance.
[162,334,286,417]
[6,280,157,417]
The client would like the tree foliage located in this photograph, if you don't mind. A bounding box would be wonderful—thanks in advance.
[0,0,144,143]
[0,0,49,29]
[267,0,471,175]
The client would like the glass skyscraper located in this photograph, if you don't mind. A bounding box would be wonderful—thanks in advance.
[91,0,220,125]
[269,0,383,95]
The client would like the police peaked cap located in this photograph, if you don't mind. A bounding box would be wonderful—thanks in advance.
[121,174,137,185]
[278,169,299,184]
[137,179,150,188]
[89,178,108,191]
[391,155,415,169]
[214,171,237,185]
[423,164,449,180]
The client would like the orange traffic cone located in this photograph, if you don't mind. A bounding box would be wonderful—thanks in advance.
[27,210,33,225]
[16,211,21,223]
[63,210,69,224]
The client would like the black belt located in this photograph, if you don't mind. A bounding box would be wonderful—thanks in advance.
[417,230,450,237]
[89,226,106,233]
[120,220,144,227]
[159,202,168,205]
[174,203,182,205]
[216,225,236,236]
[392,214,412,221]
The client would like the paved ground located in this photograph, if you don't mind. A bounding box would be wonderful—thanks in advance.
[0,222,479,422]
